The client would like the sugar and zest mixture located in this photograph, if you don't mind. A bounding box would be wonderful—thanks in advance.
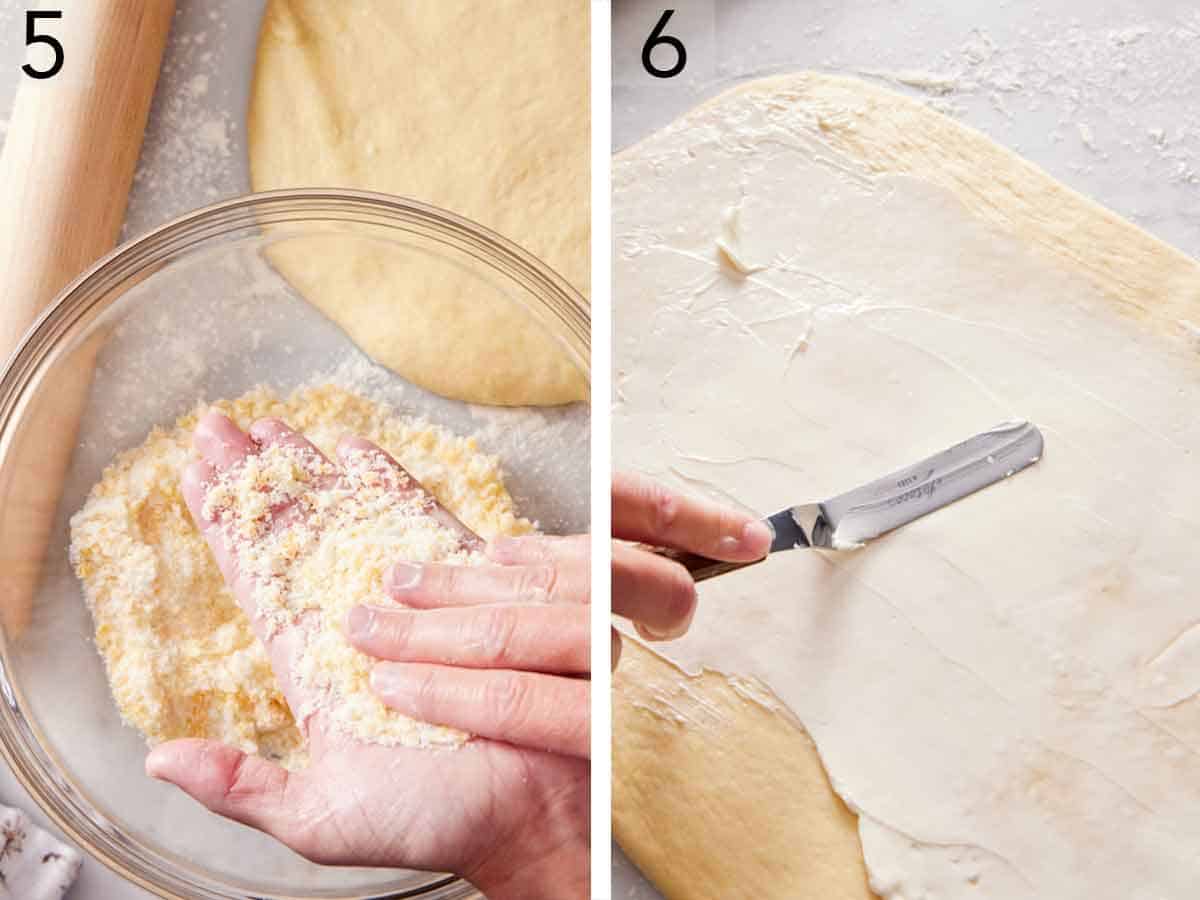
[70,384,532,766]
[202,438,480,747]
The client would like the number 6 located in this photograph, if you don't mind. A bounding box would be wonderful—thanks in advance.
[642,10,686,79]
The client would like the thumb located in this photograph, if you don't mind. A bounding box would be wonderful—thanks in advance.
[146,739,320,859]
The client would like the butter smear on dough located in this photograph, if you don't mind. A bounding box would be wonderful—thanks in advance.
[70,383,532,766]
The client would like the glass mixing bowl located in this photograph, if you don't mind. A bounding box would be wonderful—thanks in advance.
[0,190,590,898]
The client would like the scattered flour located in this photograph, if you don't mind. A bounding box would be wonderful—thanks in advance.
[850,16,1200,189]
[1078,122,1097,151]
[186,74,210,99]
[124,4,242,237]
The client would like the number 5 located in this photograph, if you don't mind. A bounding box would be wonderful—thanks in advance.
[22,10,65,80]
[642,10,686,79]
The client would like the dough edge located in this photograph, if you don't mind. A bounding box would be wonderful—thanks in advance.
[614,638,876,900]
[617,71,1200,336]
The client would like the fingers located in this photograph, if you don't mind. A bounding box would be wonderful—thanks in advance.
[347,603,589,674]
[194,411,256,470]
[337,436,483,552]
[611,627,622,670]
[371,663,590,759]
[486,534,589,566]
[145,739,325,861]
[611,541,697,641]
[612,471,772,562]
[195,414,329,477]
[248,418,339,527]
[384,557,589,608]
[182,459,240,585]
[182,416,324,708]
[249,417,330,462]
[335,436,415,492]
[186,417,329,536]
[181,458,217,525]
[183,416,316,583]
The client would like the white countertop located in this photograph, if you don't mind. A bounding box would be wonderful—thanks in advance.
[0,2,264,895]
[611,0,1200,896]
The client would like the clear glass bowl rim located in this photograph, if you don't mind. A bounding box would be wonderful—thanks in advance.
[0,188,591,899]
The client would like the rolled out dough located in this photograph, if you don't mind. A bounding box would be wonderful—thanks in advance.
[613,74,1200,899]
[249,0,589,406]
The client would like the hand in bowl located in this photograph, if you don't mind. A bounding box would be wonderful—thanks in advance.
[146,412,589,900]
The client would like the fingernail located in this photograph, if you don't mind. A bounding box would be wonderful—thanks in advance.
[741,519,773,555]
[635,621,681,642]
[145,742,185,781]
[144,748,168,780]
[716,519,771,556]
[385,562,422,592]
[346,606,376,641]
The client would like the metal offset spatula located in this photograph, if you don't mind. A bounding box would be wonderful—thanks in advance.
[656,420,1044,582]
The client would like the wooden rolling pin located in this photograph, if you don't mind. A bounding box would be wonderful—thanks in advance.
[0,1,175,635]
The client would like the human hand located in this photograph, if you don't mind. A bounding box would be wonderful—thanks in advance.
[347,532,591,760]
[146,413,588,900]
[610,472,772,665]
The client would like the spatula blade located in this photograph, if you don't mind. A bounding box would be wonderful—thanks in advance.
[822,420,1044,548]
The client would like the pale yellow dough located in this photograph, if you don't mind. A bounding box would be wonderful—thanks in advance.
[614,640,875,900]
[248,0,589,406]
